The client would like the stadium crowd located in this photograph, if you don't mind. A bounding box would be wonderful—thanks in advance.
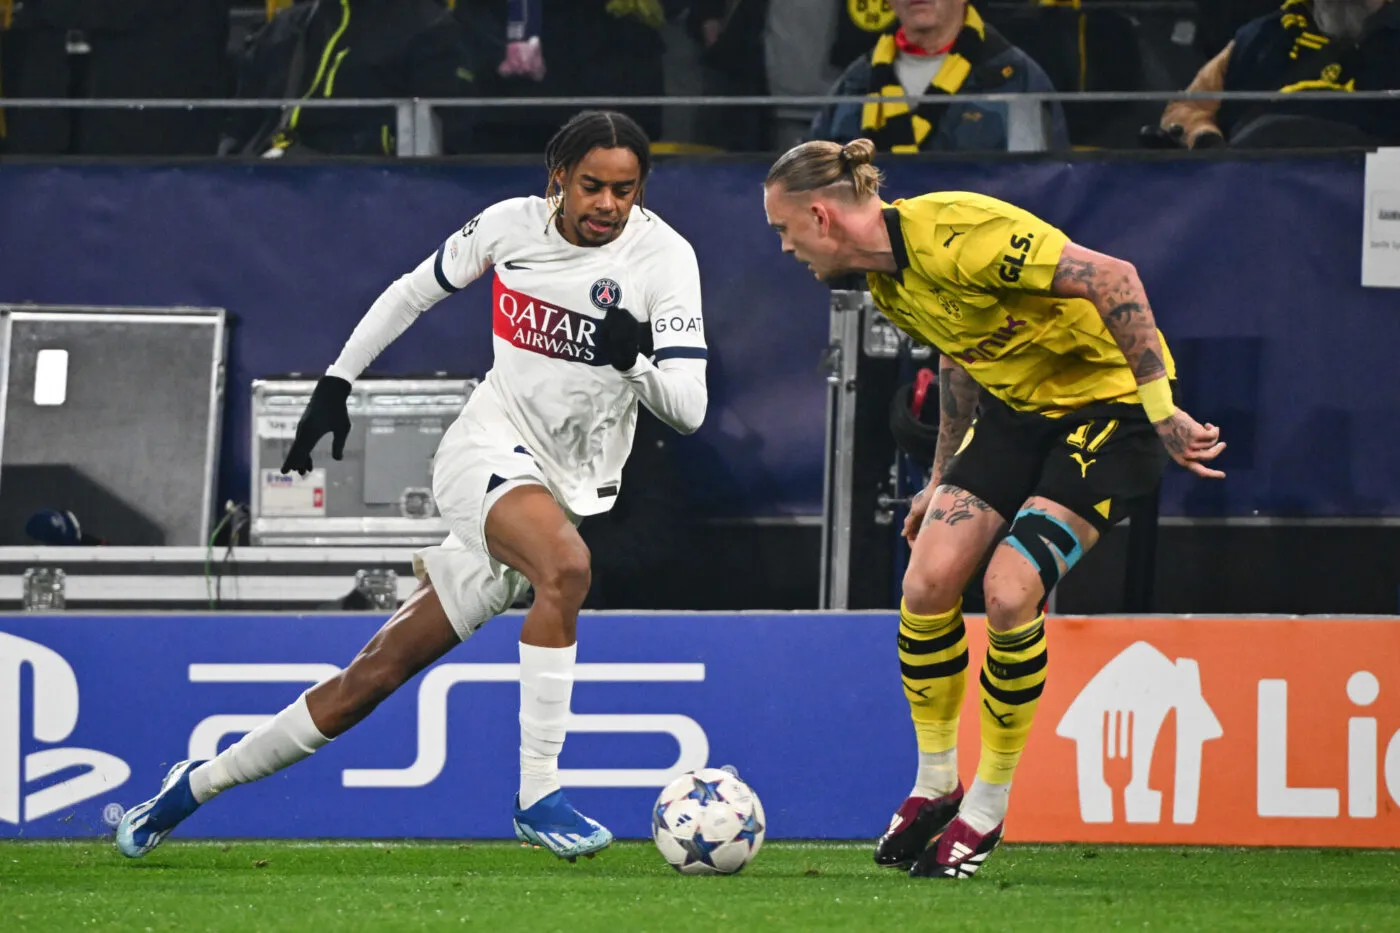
[0,0,1396,156]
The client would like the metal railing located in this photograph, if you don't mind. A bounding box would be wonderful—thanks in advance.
[2,90,1396,157]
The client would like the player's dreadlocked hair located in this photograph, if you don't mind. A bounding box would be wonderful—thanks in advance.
[544,110,653,209]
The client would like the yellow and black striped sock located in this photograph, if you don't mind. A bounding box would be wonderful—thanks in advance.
[976,613,1048,784]
[899,598,969,757]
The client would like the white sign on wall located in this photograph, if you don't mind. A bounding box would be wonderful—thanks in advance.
[1362,148,1400,289]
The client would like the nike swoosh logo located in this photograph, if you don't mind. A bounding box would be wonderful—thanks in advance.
[502,260,530,270]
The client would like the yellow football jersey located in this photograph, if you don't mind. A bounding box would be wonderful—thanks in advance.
[867,191,1175,417]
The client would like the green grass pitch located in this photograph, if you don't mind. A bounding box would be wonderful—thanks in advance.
[2,840,1396,932]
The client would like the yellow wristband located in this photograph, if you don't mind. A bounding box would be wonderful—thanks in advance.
[1138,376,1175,424]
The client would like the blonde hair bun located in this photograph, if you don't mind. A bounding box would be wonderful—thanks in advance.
[765,138,884,200]
[840,139,877,167]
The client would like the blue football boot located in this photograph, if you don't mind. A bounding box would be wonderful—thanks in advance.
[512,790,613,862]
[115,759,205,858]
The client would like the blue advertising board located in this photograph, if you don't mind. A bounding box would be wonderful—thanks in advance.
[0,612,908,840]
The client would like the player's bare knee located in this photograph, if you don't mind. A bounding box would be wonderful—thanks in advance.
[984,588,1042,633]
[536,541,592,608]
[902,564,960,616]
[983,562,1044,632]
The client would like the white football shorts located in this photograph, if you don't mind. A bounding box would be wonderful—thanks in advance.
[412,411,577,641]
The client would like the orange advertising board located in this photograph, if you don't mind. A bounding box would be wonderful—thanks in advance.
[956,616,1400,847]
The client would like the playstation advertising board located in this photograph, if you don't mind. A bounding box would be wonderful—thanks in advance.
[2,614,1397,847]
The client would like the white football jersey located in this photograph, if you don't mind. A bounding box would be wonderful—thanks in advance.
[329,196,708,516]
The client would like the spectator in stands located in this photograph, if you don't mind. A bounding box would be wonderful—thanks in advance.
[1195,0,1286,58]
[685,0,770,151]
[222,0,479,157]
[810,0,1069,152]
[759,0,846,151]
[829,0,895,66]
[1,0,230,156]
[1158,0,1400,149]
[457,1,679,152]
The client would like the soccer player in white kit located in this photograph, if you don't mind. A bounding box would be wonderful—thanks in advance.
[115,111,708,862]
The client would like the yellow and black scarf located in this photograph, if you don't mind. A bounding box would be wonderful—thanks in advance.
[1273,0,1399,92]
[859,4,1013,153]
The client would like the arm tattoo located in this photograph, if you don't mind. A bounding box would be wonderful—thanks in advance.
[1051,256,1097,295]
[931,358,979,485]
[1106,301,1141,325]
[922,486,996,529]
[1051,247,1169,389]
[1135,347,1167,381]
[939,368,961,419]
[1159,416,1193,459]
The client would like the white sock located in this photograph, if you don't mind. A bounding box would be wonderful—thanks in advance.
[961,777,1011,834]
[518,641,577,810]
[911,749,959,799]
[189,691,330,804]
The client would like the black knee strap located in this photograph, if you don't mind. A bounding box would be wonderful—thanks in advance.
[1006,509,1084,597]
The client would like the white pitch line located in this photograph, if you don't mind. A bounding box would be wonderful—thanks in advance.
[11,840,1391,857]
[1,839,878,850]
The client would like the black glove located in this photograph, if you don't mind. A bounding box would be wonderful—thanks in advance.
[1192,130,1227,150]
[280,375,352,475]
[599,306,650,371]
[1138,123,1187,150]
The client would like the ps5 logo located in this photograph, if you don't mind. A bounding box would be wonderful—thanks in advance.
[188,662,709,789]
[0,633,130,824]
[343,663,709,789]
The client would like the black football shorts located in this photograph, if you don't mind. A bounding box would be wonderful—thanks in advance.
[941,392,1169,533]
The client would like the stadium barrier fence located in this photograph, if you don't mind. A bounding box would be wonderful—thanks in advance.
[2,90,1397,155]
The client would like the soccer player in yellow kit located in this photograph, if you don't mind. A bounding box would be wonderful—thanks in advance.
[763,139,1226,879]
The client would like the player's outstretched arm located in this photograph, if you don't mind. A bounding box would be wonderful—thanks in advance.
[327,207,503,385]
[283,211,503,475]
[281,262,449,476]
[1049,242,1226,479]
[904,355,979,541]
[324,264,444,383]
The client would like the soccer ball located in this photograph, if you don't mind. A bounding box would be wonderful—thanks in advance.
[651,767,766,875]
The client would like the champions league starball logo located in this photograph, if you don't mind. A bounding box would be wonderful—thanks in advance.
[590,278,621,311]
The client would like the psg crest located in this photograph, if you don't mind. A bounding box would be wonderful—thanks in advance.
[590,278,621,310]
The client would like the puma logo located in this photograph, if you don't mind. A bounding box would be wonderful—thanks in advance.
[1070,452,1096,478]
[942,229,965,248]
[983,699,1013,728]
